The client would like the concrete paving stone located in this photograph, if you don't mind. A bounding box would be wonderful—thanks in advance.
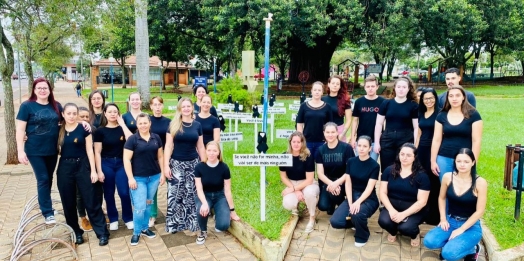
[360,241,382,256]
[173,252,198,261]
[320,246,342,260]
[299,257,321,261]
[340,250,360,260]
[287,242,306,256]
[368,232,383,243]
[399,245,421,260]
[152,255,178,261]
[283,255,301,261]
[228,249,257,259]
[326,227,346,239]
[381,233,400,246]
[169,245,189,255]
[205,241,229,254]
[380,243,401,257]
[380,256,400,261]
[212,251,241,261]
[323,235,343,248]
[88,252,113,260]
[186,242,212,256]
[301,246,322,259]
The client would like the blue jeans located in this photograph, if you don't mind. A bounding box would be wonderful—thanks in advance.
[76,89,81,97]
[130,174,160,235]
[353,143,379,162]
[424,216,482,261]
[101,158,133,223]
[306,141,325,159]
[436,155,455,182]
[27,155,58,218]
[195,190,231,232]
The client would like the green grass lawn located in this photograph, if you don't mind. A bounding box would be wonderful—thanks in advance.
[83,85,524,246]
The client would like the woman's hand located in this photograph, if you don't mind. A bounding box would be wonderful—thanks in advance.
[117,116,126,126]
[431,161,440,176]
[98,172,105,182]
[392,212,407,223]
[350,138,357,149]
[373,143,381,154]
[128,177,137,190]
[281,186,295,196]
[80,121,92,132]
[438,219,450,232]
[164,168,172,180]
[18,151,29,165]
[160,175,166,186]
[326,182,339,193]
[294,190,304,201]
[449,227,464,240]
[388,209,399,222]
[90,171,98,183]
[338,133,345,141]
[200,203,209,217]
[349,201,361,215]
[230,211,240,221]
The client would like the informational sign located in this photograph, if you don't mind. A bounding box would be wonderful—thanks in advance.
[217,103,244,111]
[194,76,208,87]
[220,112,252,119]
[260,107,286,114]
[276,129,294,138]
[291,113,297,121]
[241,118,274,124]
[288,104,300,111]
[233,154,293,167]
[168,106,177,111]
[272,102,285,107]
[221,132,243,142]
[367,64,382,74]
[293,98,310,104]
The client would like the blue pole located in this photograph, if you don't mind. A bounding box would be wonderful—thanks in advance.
[111,62,114,102]
[262,14,273,133]
[213,57,217,93]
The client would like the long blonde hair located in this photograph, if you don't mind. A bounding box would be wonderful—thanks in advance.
[205,141,223,162]
[286,131,310,161]
[169,97,194,136]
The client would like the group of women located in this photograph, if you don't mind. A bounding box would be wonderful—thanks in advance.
[286,73,485,260]
[16,81,238,247]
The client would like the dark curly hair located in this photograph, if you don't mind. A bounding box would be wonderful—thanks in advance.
[392,143,424,186]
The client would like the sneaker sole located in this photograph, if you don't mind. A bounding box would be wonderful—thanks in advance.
[141,233,156,239]
[130,241,139,246]
[45,221,56,225]
[196,239,205,245]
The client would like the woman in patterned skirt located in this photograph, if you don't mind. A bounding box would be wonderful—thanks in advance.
[164,98,207,233]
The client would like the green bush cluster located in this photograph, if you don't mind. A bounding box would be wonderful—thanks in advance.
[215,77,261,111]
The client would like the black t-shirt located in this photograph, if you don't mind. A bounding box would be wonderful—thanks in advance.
[279,153,315,181]
[296,101,333,142]
[352,96,385,140]
[194,162,231,192]
[378,99,418,131]
[382,165,430,203]
[321,95,350,126]
[150,116,171,149]
[124,132,162,177]
[169,121,203,161]
[195,114,220,146]
[345,157,380,197]
[418,110,438,147]
[436,111,482,158]
[122,112,138,133]
[315,142,355,180]
[61,124,90,158]
[194,104,218,118]
[16,101,63,156]
[92,113,102,128]
[93,126,126,158]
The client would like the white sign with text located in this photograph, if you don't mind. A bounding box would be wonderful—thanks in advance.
[288,104,300,111]
[217,103,244,111]
[220,132,243,142]
[241,118,274,124]
[220,112,252,120]
[276,129,294,139]
[260,107,286,114]
[233,154,293,167]
[291,113,297,121]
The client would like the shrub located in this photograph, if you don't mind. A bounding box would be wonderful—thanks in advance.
[216,76,261,111]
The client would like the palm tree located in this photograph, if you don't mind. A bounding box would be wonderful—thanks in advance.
[134,0,150,107]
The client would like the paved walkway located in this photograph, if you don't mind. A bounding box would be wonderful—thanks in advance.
[0,81,487,260]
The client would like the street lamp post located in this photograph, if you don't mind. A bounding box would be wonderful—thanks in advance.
[129,65,133,88]
[109,53,115,102]
[213,57,217,93]
[158,61,164,97]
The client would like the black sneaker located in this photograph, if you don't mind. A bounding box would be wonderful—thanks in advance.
[141,229,156,239]
[130,235,140,246]
[196,231,207,245]
[464,244,481,261]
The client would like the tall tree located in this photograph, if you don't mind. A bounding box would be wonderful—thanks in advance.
[135,0,150,106]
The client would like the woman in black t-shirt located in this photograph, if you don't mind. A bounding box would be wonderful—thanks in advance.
[193,85,218,117]
[322,75,352,142]
[56,103,109,246]
[195,95,220,146]
[316,122,355,215]
[378,143,430,247]
[195,141,240,244]
[122,92,143,133]
[94,103,133,231]
[279,132,320,233]
[88,90,105,128]
[164,98,207,233]
[123,113,164,246]
[330,135,379,247]
[416,88,440,225]
[374,77,419,172]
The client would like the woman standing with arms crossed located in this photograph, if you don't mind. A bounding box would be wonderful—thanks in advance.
[431,85,483,180]
[374,77,419,172]
[88,90,106,128]
[122,92,143,133]
[193,85,218,117]
[416,88,440,225]
[424,149,486,261]
[330,135,379,247]
[148,96,171,227]
[123,113,164,246]
[296,81,333,157]
[164,98,207,233]
[94,103,134,231]
[316,122,355,215]
[16,78,63,224]
[194,141,240,244]
[378,143,430,247]
[195,95,220,146]
[279,132,320,233]
[322,76,352,142]
[56,103,109,246]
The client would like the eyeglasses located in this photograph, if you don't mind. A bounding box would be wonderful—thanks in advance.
[36,87,49,91]
[424,97,435,101]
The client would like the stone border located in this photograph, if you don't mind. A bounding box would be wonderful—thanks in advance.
[482,221,524,261]
[228,215,299,261]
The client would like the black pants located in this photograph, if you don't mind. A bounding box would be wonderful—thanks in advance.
[330,191,379,243]
[379,130,414,173]
[318,183,346,214]
[378,198,427,239]
[76,187,86,217]
[56,157,109,238]
[418,144,440,225]
[27,155,58,218]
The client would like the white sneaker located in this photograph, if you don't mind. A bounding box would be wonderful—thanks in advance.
[215,228,223,233]
[291,209,299,216]
[355,242,366,247]
[109,221,118,231]
[148,218,155,228]
[125,221,134,230]
[305,220,315,233]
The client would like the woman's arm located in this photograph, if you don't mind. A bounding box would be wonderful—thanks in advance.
[350,117,359,148]
[213,128,221,144]
[280,171,294,192]
[373,115,385,154]
[157,147,165,185]
[415,127,422,148]
[296,123,304,133]
[398,189,429,219]
[196,136,207,162]
[430,122,443,175]
[195,177,209,217]
[412,118,419,145]
[117,116,133,139]
[294,171,314,191]
[471,120,483,162]
[316,163,332,185]
[340,109,352,140]
[354,179,378,205]
[15,120,28,164]
[123,149,137,189]
[164,133,173,178]
[85,135,98,183]
[94,142,104,182]
[344,174,353,204]
[379,181,396,213]
[224,179,240,220]
[438,173,451,229]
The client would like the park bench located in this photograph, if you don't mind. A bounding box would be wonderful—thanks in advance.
[504,144,524,220]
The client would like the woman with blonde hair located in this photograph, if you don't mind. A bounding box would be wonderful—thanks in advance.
[194,141,240,244]
[164,98,207,233]
[195,94,220,146]
[122,92,143,133]
[279,131,320,233]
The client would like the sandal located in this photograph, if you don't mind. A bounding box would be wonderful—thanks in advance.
[387,234,397,243]
[411,235,420,247]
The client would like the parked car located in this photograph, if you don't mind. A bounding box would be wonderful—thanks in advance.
[11,74,18,80]
[20,74,27,79]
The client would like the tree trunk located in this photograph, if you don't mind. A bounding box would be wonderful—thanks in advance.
[287,35,342,84]
[0,22,19,164]
[489,50,495,79]
[175,61,179,88]
[135,0,150,108]
[121,57,127,88]
[23,58,34,91]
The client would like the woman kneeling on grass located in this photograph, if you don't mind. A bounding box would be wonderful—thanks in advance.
[279,131,320,233]
[195,141,240,244]
[423,148,486,261]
